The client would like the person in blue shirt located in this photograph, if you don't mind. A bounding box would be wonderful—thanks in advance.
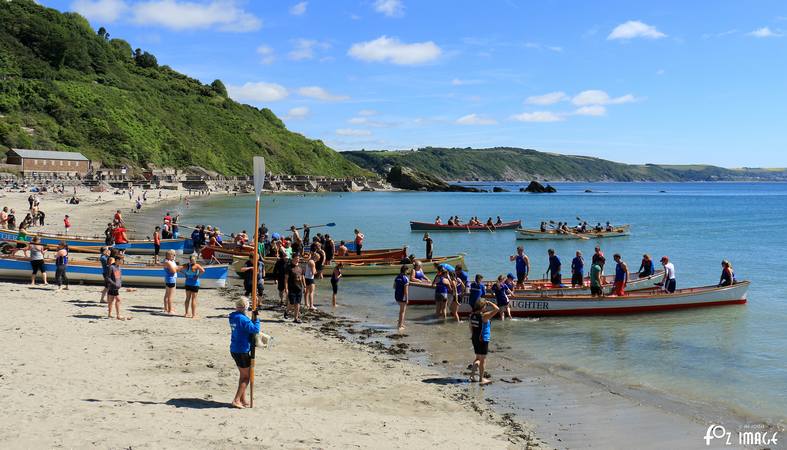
[393,265,410,330]
[469,299,500,385]
[491,275,513,320]
[509,246,530,288]
[468,274,486,309]
[571,251,585,287]
[228,297,260,409]
[638,254,655,278]
[546,249,562,287]
[99,246,110,303]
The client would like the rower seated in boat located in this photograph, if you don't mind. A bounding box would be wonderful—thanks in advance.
[638,254,655,277]
[434,216,442,225]
[447,217,456,226]
[540,222,547,232]
[495,216,503,225]
[594,223,603,232]
[605,222,614,232]
[486,217,494,227]
[718,260,736,287]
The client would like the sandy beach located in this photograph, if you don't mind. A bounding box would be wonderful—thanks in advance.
[0,188,537,449]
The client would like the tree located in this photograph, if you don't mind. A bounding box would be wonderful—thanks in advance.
[97,27,110,40]
[134,50,158,69]
[210,79,227,96]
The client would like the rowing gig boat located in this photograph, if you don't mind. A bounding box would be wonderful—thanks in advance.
[516,225,630,240]
[451,281,749,316]
[0,227,189,255]
[410,220,521,231]
[232,254,467,277]
[406,270,664,304]
[0,256,228,288]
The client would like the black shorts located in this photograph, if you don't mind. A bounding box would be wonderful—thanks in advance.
[571,273,584,286]
[231,352,252,369]
[550,274,562,285]
[590,285,603,296]
[277,279,286,292]
[16,242,26,249]
[108,287,120,297]
[305,278,315,286]
[288,292,302,305]
[435,292,448,303]
[665,279,677,293]
[517,271,526,284]
[472,338,489,356]
[331,279,339,294]
[185,285,200,293]
[154,244,161,255]
[165,282,176,288]
[31,259,45,274]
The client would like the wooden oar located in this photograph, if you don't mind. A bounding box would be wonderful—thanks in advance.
[287,222,336,231]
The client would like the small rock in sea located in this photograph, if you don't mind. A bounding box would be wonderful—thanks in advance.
[584,189,593,193]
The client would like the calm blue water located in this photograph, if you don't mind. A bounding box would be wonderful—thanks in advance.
[162,183,787,424]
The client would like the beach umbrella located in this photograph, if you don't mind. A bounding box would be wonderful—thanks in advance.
[249,156,265,409]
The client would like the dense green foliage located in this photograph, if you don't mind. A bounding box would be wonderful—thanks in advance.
[0,0,367,176]
[343,147,787,182]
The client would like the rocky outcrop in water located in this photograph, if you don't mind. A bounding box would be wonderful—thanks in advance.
[386,166,480,192]
[520,181,557,193]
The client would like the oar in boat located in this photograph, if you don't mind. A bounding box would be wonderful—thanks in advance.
[287,223,336,231]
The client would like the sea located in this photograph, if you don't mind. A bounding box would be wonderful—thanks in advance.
[139,182,787,447]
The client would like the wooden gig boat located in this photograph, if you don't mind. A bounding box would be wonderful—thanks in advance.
[0,228,190,255]
[516,225,630,240]
[410,220,521,231]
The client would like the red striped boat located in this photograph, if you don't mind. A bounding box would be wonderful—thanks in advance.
[409,220,521,231]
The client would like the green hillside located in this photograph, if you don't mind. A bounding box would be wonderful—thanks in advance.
[0,0,367,176]
[342,147,787,182]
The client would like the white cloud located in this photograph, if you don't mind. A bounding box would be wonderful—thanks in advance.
[336,128,372,136]
[456,114,497,126]
[524,42,563,52]
[131,0,261,32]
[748,27,783,38]
[285,106,310,120]
[289,1,307,16]
[374,0,404,17]
[348,36,441,65]
[573,105,606,116]
[526,91,568,105]
[451,78,482,86]
[297,86,349,101]
[72,0,128,22]
[227,82,288,103]
[510,111,564,122]
[572,90,635,105]
[348,117,368,125]
[256,45,275,64]
[358,109,378,116]
[288,39,330,61]
[608,20,666,40]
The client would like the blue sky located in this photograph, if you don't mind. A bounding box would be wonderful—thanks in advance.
[41,0,787,167]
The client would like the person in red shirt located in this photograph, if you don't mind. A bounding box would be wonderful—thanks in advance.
[112,224,129,252]
[114,210,123,225]
[64,215,71,234]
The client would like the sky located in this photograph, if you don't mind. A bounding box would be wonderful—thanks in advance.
[39,0,787,167]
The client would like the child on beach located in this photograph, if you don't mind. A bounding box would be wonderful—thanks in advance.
[106,256,129,320]
[330,262,342,307]
[182,255,205,319]
[152,226,161,263]
[228,297,260,409]
[393,265,409,330]
[63,215,70,234]
[162,250,179,314]
[469,300,499,385]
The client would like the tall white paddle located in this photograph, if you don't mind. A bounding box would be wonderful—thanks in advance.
[249,156,265,408]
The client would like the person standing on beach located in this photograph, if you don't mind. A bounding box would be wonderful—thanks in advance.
[182,255,205,318]
[114,210,123,225]
[423,233,433,260]
[612,254,628,296]
[112,223,129,252]
[240,253,265,298]
[330,262,342,307]
[0,206,8,227]
[303,253,316,310]
[394,265,410,330]
[55,242,69,290]
[452,265,468,322]
[431,266,451,319]
[289,226,302,256]
[571,251,585,287]
[354,229,364,255]
[324,234,335,266]
[106,256,129,320]
[589,256,605,297]
[468,274,486,309]
[509,246,530,288]
[469,300,499,385]
[163,250,178,314]
[228,297,260,409]
[28,237,47,286]
[285,255,305,323]
[152,226,161,263]
[546,249,562,287]
[660,256,676,293]
[302,224,310,247]
[491,275,513,320]
[99,247,110,303]
[273,250,289,307]
[104,223,114,246]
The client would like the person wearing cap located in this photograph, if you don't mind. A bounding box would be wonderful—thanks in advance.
[228,297,260,409]
[659,256,676,293]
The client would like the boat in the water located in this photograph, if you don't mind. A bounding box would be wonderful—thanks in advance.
[516,225,630,240]
[406,270,665,304]
[0,256,228,288]
[450,281,749,317]
[0,228,190,255]
[410,220,521,231]
[232,253,467,277]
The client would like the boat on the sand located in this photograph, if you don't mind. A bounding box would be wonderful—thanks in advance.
[0,228,190,255]
[410,220,521,231]
[406,270,664,304]
[0,255,228,288]
[232,254,467,277]
[516,225,630,240]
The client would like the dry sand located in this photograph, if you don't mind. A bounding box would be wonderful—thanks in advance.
[0,186,537,449]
